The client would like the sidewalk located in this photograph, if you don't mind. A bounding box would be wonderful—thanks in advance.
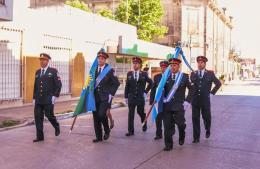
[218,78,260,96]
[0,97,125,126]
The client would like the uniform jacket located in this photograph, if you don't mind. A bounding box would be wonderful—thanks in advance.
[190,70,221,106]
[163,73,193,112]
[125,71,153,105]
[150,73,162,105]
[33,67,62,104]
[94,64,120,102]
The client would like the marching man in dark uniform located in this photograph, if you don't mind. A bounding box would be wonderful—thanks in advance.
[191,56,221,143]
[33,53,62,142]
[92,51,120,143]
[125,57,153,136]
[150,60,169,140]
[162,58,193,151]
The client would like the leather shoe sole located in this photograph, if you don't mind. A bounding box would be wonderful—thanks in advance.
[192,139,200,143]
[125,132,134,137]
[163,146,173,151]
[92,139,102,143]
[33,139,44,142]
[154,136,162,140]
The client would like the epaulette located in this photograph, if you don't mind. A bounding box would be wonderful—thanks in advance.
[50,67,57,71]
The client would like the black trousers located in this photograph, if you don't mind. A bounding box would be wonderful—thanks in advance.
[155,112,163,137]
[163,111,185,147]
[192,104,211,140]
[128,103,146,133]
[93,101,110,140]
[34,104,59,139]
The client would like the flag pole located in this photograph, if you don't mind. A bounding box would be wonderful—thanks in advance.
[142,101,156,126]
[69,116,78,135]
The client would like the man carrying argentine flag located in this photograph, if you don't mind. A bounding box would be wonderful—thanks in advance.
[92,51,120,143]
[162,57,193,151]
[70,49,120,143]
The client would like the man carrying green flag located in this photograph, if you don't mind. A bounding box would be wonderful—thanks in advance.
[92,51,120,142]
[71,49,120,143]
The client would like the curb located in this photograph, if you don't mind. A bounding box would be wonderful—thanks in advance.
[0,119,34,132]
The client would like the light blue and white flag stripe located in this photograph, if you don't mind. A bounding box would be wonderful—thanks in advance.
[151,47,182,122]
[163,72,184,103]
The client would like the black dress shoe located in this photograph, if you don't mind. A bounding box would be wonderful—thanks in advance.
[192,139,200,143]
[103,133,110,140]
[154,136,162,140]
[142,122,147,132]
[125,132,134,137]
[163,146,173,151]
[33,138,44,142]
[179,137,185,146]
[92,139,102,143]
[55,127,60,136]
[110,120,114,129]
[206,131,210,138]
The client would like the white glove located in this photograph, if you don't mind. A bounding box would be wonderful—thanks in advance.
[163,98,167,103]
[143,93,147,99]
[125,98,128,105]
[108,94,113,103]
[52,96,56,105]
[210,93,214,99]
[33,99,35,106]
[183,101,191,111]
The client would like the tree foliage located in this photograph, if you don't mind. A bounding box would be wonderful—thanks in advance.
[97,9,114,19]
[65,0,91,12]
[115,0,168,41]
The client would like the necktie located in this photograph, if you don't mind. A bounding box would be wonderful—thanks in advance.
[172,73,175,81]
[97,67,102,76]
[199,70,202,78]
[41,69,45,77]
[134,71,137,81]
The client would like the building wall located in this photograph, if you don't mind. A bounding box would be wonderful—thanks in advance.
[181,4,204,72]
[156,0,182,46]
[0,0,137,103]
[0,0,174,104]
[0,0,13,21]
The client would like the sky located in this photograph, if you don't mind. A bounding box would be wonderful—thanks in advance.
[218,0,260,63]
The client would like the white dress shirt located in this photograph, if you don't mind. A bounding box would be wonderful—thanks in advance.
[41,66,49,76]
[133,70,140,81]
[198,69,205,78]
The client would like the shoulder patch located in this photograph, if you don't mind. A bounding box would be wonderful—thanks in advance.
[141,71,148,76]
[127,71,133,75]
[207,70,215,74]
[50,67,57,70]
